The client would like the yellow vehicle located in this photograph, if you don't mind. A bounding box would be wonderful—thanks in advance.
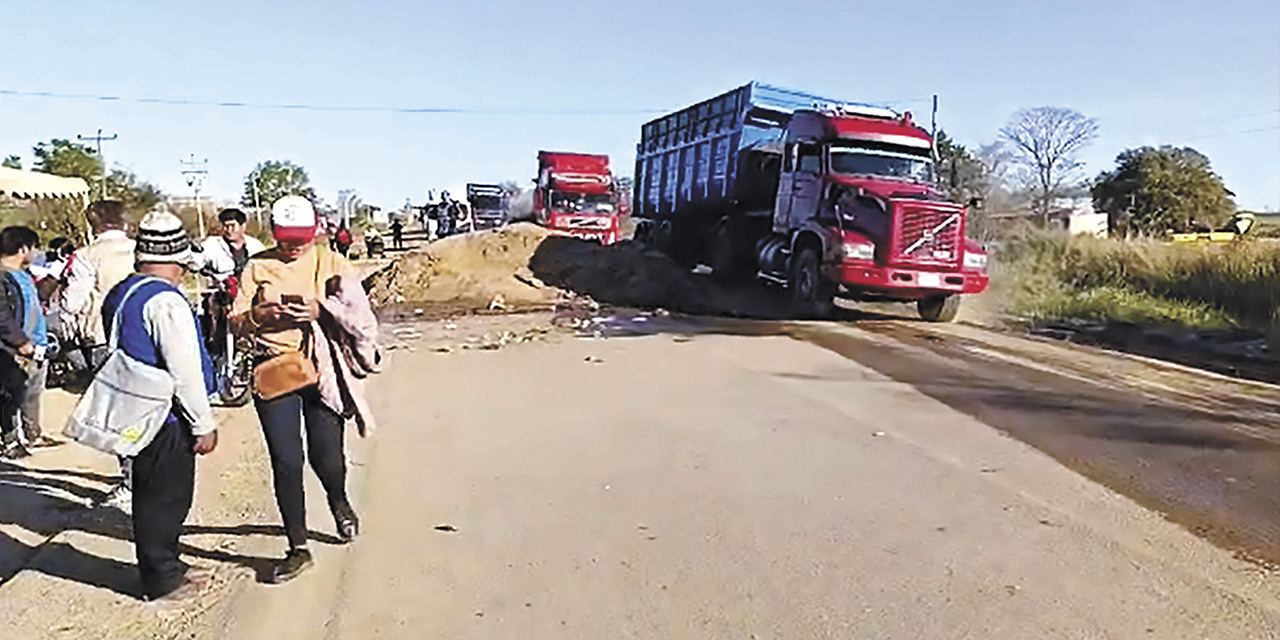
[1170,213,1255,244]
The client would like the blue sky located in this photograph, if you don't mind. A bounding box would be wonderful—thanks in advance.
[3,0,1277,213]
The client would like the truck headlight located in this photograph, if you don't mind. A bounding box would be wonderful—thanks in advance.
[843,242,875,261]
[964,251,988,270]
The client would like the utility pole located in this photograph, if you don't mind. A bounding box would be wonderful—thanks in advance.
[77,128,117,200]
[180,154,209,237]
[251,165,263,224]
[929,94,939,163]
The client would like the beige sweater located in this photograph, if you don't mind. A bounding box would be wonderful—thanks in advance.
[61,230,137,343]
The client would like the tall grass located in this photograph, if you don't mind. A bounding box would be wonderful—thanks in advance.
[992,232,1280,331]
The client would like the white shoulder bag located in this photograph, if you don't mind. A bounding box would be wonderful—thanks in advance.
[63,277,178,456]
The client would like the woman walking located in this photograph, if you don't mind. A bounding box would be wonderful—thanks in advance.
[232,196,364,583]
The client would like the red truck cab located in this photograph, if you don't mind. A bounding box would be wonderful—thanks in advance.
[775,107,989,318]
[533,151,622,244]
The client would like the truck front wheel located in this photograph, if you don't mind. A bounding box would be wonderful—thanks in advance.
[789,246,834,318]
[917,294,961,322]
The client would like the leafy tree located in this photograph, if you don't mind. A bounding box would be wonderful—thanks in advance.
[30,139,162,215]
[1092,146,1235,236]
[33,138,103,182]
[2,155,20,170]
[242,160,314,210]
[934,131,986,204]
[351,203,380,231]
[999,107,1099,223]
[106,168,164,214]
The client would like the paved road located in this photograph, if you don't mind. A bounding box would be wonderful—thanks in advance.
[210,316,1279,639]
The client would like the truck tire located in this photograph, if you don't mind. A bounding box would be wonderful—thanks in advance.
[918,294,961,322]
[789,246,834,318]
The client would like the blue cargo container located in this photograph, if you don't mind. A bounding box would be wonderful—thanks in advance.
[633,82,886,221]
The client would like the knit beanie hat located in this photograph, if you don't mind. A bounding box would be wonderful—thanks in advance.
[135,210,195,265]
[271,195,318,241]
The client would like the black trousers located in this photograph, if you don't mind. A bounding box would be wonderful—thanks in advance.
[255,387,349,549]
[132,418,195,599]
[0,356,27,447]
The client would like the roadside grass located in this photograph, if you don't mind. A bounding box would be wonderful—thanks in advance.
[991,232,1280,331]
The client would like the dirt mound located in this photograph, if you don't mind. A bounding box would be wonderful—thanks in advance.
[528,237,714,314]
[368,223,720,316]
[368,223,561,311]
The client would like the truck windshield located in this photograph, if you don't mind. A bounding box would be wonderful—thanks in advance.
[471,196,503,211]
[829,144,934,183]
[551,191,615,214]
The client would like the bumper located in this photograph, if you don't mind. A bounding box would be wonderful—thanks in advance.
[551,227,619,245]
[834,262,990,299]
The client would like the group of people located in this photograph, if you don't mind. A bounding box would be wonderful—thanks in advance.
[4,196,379,604]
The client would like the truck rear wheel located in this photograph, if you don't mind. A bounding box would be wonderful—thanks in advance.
[789,246,834,318]
[917,294,961,322]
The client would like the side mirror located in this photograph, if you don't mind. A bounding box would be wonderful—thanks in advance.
[968,197,982,209]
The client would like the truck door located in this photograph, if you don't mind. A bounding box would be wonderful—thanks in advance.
[788,143,822,226]
[773,143,797,233]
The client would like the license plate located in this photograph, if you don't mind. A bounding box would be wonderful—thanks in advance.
[917,272,942,288]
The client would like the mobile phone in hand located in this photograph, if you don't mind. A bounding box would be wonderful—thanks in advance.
[281,294,304,305]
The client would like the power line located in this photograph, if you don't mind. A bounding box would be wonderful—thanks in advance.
[1184,124,1280,141]
[1176,107,1280,128]
[0,88,668,115]
[3,87,934,117]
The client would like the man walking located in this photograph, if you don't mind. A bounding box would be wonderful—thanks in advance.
[390,218,404,249]
[61,201,137,510]
[0,227,56,455]
[101,210,219,602]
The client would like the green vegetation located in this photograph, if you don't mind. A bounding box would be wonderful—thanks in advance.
[992,232,1280,331]
[242,160,314,209]
[1093,146,1235,236]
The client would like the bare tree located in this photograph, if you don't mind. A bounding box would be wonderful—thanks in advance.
[999,107,1099,224]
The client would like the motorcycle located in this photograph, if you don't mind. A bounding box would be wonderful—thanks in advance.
[199,276,254,407]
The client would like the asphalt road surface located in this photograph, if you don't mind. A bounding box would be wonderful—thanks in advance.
[209,313,1278,639]
[2,312,1277,639]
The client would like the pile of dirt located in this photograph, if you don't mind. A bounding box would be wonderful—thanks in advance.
[528,236,715,314]
[368,223,561,312]
[369,223,721,316]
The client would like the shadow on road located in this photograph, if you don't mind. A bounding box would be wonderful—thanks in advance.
[0,460,346,596]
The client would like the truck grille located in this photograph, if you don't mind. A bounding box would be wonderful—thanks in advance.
[892,204,963,266]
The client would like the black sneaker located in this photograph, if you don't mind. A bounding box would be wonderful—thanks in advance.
[269,548,313,584]
[333,506,360,543]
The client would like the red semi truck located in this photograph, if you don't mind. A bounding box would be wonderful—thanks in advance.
[532,151,622,244]
[633,83,989,321]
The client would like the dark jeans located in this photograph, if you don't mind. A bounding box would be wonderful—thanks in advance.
[132,418,195,599]
[255,387,349,549]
